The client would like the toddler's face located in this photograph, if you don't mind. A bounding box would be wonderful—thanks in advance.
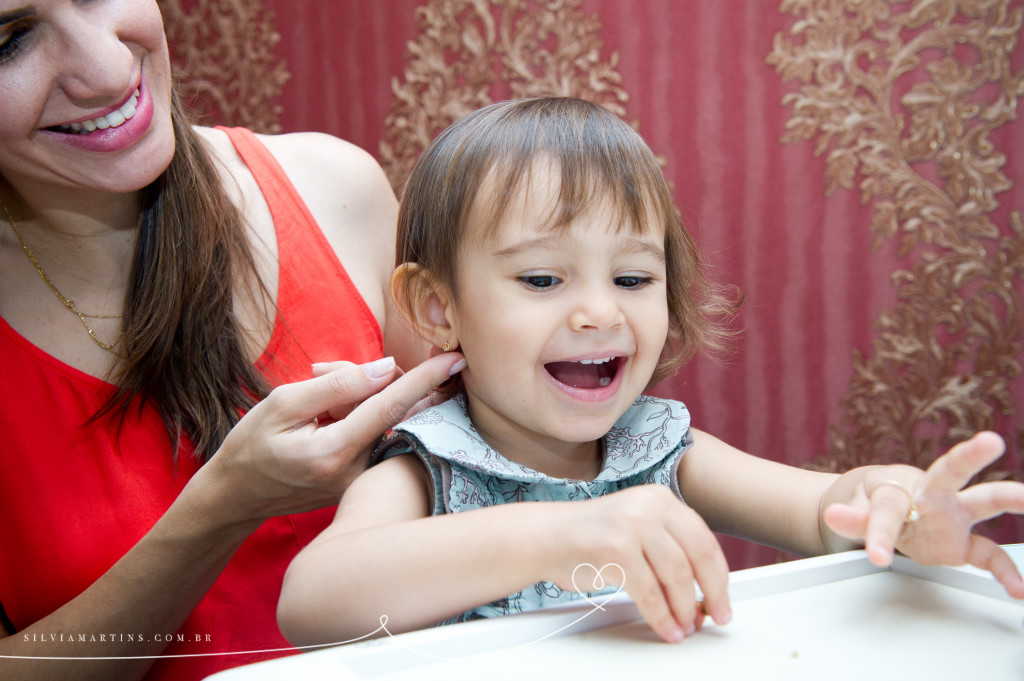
[448,165,669,465]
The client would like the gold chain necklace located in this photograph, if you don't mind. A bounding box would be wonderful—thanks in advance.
[1,199,124,352]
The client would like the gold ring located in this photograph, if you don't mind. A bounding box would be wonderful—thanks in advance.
[873,479,920,522]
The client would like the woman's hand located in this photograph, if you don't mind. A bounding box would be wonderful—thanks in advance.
[198,352,466,524]
[544,485,732,643]
[823,432,1024,598]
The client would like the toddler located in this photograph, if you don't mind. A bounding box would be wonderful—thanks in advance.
[279,98,1024,646]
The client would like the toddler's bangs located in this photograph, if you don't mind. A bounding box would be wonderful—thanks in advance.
[465,101,671,242]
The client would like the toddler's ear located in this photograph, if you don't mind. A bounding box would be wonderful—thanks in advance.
[390,264,456,350]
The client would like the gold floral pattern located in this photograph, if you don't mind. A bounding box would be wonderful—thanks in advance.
[159,0,289,133]
[768,0,1023,483]
[380,0,631,190]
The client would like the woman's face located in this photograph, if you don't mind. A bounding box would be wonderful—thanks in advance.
[0,0,174,196]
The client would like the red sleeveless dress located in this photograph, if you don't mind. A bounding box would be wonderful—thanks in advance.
[0,127,383,679]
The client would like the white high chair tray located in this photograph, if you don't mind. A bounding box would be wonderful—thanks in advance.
[207,544,1024,680]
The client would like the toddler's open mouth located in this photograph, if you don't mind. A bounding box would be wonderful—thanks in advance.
[544,356,624,389]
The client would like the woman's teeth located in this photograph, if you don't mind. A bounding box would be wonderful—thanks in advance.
[57,89,139,134]
[578,357,614,365]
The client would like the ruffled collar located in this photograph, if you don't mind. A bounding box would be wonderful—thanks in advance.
[390,393,690,484]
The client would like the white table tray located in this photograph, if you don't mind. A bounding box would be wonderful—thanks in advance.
[208,544,1024,680]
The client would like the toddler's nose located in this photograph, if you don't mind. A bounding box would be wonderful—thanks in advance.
[568,286,625,331]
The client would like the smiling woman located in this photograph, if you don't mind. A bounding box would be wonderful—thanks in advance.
[0,1,446,680]
[0,0,175,194]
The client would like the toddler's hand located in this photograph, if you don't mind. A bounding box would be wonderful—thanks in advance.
[544,485,732,642]
[823,432,1024,598]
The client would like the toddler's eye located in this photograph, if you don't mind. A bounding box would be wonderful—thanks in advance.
[614,276,653,290]
[518,275,561,291]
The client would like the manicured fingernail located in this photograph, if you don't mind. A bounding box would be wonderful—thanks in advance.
[448,358,468,376]
[666,627,684,643]
[363,357,396,378]
[718,609,732,625]
[683,622,696,637]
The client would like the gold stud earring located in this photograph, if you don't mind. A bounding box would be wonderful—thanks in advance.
[442,341,452,352]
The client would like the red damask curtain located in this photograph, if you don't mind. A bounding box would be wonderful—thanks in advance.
[161,0,1024,570]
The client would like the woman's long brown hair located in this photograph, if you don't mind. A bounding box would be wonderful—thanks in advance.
[97,90,270,462]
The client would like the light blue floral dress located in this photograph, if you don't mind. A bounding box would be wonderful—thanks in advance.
[373,393,693,623]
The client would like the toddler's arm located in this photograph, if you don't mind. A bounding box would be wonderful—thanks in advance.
[680,429,1024,597]
[277,456,732,646]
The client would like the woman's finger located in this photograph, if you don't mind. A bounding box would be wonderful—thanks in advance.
[271,357,401,424]
[318,353,465,453]
[402,386,452,422]
[313,362,416,422]
[310,360,355,378]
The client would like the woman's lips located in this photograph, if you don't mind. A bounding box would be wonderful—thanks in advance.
[40,77,154,153]
[51,89,140,134]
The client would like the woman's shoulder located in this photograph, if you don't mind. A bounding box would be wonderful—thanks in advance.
[196,125,397,237]
[258,130,383,182]
[194,126,400,343]
[197,127,391,200]
[255,130,397,233]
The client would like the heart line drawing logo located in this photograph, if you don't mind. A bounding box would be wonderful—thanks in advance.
[570,562,626,611]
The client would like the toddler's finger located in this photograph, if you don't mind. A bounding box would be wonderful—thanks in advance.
[669,509,731,626]
[625,559,685,643]
[925,431,1005,492]
[642,531,698,635]
[957,481,1024,525]
[966,535,1024,599]
[687,542,731,627]
[821,502,869,540]
[863,482,915,566]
